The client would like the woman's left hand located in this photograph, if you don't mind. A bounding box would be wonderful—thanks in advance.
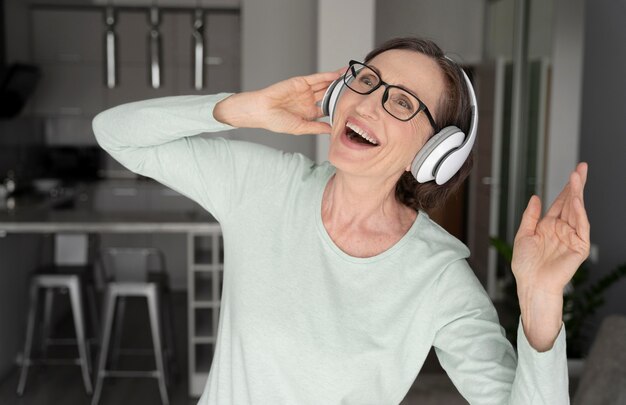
[511,162,590,351]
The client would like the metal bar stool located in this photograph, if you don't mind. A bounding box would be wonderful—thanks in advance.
[17,274,93,396]
[17,233,96,396]
[91,248,175,405]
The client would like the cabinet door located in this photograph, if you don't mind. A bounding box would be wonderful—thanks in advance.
[174,13,241,95]
[32,9,103,63]
[105,65,177,108]
[33,64,104,116]
[115,10,178,66]
[43,116,97,146]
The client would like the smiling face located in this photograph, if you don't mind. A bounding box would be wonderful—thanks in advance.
[328,49,447,182]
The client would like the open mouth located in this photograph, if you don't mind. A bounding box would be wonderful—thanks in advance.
[344,121,379,147]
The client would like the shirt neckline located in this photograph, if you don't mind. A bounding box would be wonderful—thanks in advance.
[315,166,423,264]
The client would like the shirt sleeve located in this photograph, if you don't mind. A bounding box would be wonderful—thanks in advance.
[92,94,304,222]
[431,259,569,405]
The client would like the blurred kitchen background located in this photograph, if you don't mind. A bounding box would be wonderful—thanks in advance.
[0,0,624,404]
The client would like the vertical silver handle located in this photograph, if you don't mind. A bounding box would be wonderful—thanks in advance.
[192,9,205,90]
[105,6,117,88]
[149,6,162,89]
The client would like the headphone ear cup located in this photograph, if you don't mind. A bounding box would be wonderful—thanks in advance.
[321,76,346,124]
[411,126,465,184]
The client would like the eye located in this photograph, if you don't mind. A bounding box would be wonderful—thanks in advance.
[358,73,377,88]
[392,95,414,111]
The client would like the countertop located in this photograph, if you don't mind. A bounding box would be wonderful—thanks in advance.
[0,180,219,234]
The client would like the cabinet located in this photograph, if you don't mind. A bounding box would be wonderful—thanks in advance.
[32,9,103,64]
[188,231,224,396]
[28,6,241,148]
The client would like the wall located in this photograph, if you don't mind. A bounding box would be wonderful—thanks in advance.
[232,0,317,159]
[315,0,375,163]
[375,0,484,64]
[544,0,585,206]
[579,0,626,348]
[486,0,554,61]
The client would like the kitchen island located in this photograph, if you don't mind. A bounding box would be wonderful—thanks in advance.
[0,181,224,397]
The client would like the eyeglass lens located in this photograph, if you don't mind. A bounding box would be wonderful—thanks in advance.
[345,62,421,121]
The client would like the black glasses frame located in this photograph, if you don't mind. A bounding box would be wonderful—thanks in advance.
[344,60,437,129]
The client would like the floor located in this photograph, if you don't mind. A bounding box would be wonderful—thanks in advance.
[0,292,574,405]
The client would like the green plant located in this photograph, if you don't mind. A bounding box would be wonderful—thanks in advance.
[490,236,626,358]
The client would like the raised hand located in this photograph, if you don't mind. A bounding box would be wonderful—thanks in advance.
[511,162,590,350]
[213,70,343,136]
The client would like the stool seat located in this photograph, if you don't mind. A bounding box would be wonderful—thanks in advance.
[35,264,95,280]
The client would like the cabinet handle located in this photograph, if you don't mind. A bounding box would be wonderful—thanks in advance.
[192,8,205,90]
[205,56,223,66]
[149,6,162,89]
[105,6,117,89]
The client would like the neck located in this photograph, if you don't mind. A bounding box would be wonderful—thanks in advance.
[322,170,414,230]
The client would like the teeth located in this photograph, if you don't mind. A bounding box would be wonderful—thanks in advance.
[346,122,378,145]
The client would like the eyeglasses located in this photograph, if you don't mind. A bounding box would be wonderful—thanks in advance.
[343,60,437,129]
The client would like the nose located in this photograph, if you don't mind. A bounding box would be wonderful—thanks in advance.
[354,86,384,120]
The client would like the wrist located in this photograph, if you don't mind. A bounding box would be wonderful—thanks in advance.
[517,286,564,351]
[213,92,263,128]
[213,94,238,127]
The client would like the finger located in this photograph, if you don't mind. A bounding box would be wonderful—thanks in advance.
[573,196,591,248]
[577,162,588,206]
[566,170,584,225]
[311,79,337,93]
[558,163,588,221]
[546,166,580,219]
[302,70,343,87]
[560,170,579,223]
[546,182,569,218]
[314,88,329,103]
[310,106,328,120]
[293,120,332,135]
[577,162,588,187]
[515,195,542,242]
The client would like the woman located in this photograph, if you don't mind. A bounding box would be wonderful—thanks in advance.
[93,37,589,404]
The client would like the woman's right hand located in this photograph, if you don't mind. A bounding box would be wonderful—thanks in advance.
[213,70,343,135]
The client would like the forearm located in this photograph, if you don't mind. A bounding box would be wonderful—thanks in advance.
[93,93,234,153]
[517,284,564,352]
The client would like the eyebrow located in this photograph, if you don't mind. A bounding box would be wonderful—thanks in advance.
[368,63,424,101]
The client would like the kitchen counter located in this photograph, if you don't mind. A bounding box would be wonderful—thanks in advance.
[0,179,219,234]
[0,208,218,234]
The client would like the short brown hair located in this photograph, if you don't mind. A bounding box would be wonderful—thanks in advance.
[364,37,474,212]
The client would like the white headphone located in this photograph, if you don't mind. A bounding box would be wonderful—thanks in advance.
[321,58,477,185]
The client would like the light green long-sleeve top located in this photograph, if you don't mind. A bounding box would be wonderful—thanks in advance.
[92,93,569,405]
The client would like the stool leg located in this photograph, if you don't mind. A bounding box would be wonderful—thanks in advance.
[162,291,178,384]
[147,289,169,405]
[92,288,116,405]
[40,289,54,360]
[87,285,100,348]
[111,297,126,370]
[17,281,40,396]
[68,279,93,395]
